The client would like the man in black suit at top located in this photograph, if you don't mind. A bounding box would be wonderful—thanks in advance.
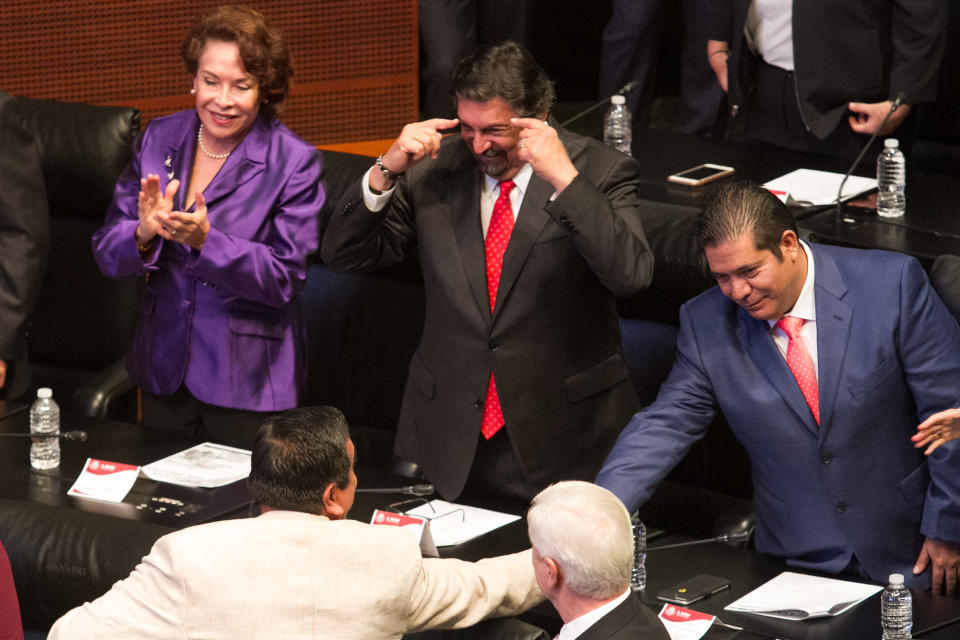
[527,481,669,639]
[321,41,653,501]
[0,90,49,401]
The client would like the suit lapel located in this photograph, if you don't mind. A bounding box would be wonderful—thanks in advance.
[740,308,820,435]
[164,118,196,211]
[493,175,552,320]
[811,245,851,436]
[493,118,580,322]
[198,117,268,209]
[451,165,490,321]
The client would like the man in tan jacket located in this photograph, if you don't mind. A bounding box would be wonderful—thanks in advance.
[49,406,542,639]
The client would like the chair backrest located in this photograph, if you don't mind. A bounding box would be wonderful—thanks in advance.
[12,97,141,391]
[929,253,960,324]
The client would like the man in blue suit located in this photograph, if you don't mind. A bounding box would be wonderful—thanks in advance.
[597,181,960,593]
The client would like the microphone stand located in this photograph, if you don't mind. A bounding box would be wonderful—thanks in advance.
[0,430,88,441]
[646,531,750,551]
[834,92,906,225]
[561,81,638,128]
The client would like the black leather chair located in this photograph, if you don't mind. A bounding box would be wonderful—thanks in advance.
[0,499,171,630]
[11,96,141,419]
[929,254,960,324]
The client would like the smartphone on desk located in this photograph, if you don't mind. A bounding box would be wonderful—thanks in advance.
[667,163,735,186]
[656,574,731,605]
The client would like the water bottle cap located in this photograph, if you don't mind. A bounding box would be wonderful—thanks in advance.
[884,138,899,149]
[888,573,905,585]
[611,95,625,105]
[37,387,52,399]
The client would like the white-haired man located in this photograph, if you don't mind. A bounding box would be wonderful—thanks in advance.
[527,481,668,639]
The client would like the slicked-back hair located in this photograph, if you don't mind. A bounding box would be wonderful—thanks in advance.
[527,481,633,600]
[248,406,351,514]
[451,40,556,118]
[695,180,798,260]
[181,4,292,119]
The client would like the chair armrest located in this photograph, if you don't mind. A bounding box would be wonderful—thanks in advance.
[67,356,134,419]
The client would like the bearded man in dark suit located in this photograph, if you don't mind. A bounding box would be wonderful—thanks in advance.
[322,41,653,501]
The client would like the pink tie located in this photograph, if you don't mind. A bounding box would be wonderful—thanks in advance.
[481,180,515,440]
[776,316,819,424]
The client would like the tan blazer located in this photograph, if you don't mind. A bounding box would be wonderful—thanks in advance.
[49,510,542,639]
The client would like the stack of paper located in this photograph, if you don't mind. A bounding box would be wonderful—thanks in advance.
[764,169,877,206]
[141,442,251,488]
[725,571,882,620]
[405,500,520,546]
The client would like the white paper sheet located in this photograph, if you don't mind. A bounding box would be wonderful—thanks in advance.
[404,499,520,546]
[764,169,877,206]
[724,571,882,620]
[141,442,251,488]
[68,458,140,502]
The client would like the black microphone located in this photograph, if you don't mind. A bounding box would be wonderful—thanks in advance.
[355,483,435,496]
[561,80,640,128]
[0,430,88,441]
[645,531,750,551]
[834,91,906,223]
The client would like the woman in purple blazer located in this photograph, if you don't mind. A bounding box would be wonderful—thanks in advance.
[93,6,324,447]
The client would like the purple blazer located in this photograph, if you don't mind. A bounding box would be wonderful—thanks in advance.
[92,110,323,412]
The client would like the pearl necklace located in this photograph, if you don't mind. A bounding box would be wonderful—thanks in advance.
[197,124,232,160]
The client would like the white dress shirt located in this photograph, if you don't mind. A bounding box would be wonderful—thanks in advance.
[745,0,795,71]
[555,588,632,640]
[768,239,818,381]
[362,164,534,239]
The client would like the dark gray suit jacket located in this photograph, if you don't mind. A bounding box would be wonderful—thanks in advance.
[708,0,947,139]
[321,120,653,499]
[0,91,49,400]
[577,594,669,640]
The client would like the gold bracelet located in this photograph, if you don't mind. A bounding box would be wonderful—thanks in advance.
[709,49,731,58]
[137,237,155,253]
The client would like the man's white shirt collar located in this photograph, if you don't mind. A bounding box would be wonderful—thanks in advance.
[555,588,632,640]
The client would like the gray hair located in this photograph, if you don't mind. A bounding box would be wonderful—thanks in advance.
[527,481,633,599]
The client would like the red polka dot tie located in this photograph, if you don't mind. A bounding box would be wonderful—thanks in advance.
[481,180,515,439]
[776,316,819,424]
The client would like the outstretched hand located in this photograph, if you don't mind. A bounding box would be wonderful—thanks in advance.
[914,537,960,595]
[913,407,960,455]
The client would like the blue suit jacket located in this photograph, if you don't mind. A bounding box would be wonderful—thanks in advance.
[598,243,960,588]
[92,110,323,411]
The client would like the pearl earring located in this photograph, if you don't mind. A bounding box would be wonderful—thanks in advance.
[190,88,196,95]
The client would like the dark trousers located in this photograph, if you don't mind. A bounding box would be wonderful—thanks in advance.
[739,59,882,161]
[141,386,271,450]
[460,427,536,503]
[599,0,723,135]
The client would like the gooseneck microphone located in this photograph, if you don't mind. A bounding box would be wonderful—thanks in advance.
[834,91,906,223]
[645,531,751,551]
[0,430,88,441]
[561,81,639,128]
[355,483,435,497]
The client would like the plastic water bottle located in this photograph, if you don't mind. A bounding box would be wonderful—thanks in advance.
[876,138,906,218]
[30,387,60,470]
[603,95,632,156]
[881,573,913,639]
[630,513,646,591]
